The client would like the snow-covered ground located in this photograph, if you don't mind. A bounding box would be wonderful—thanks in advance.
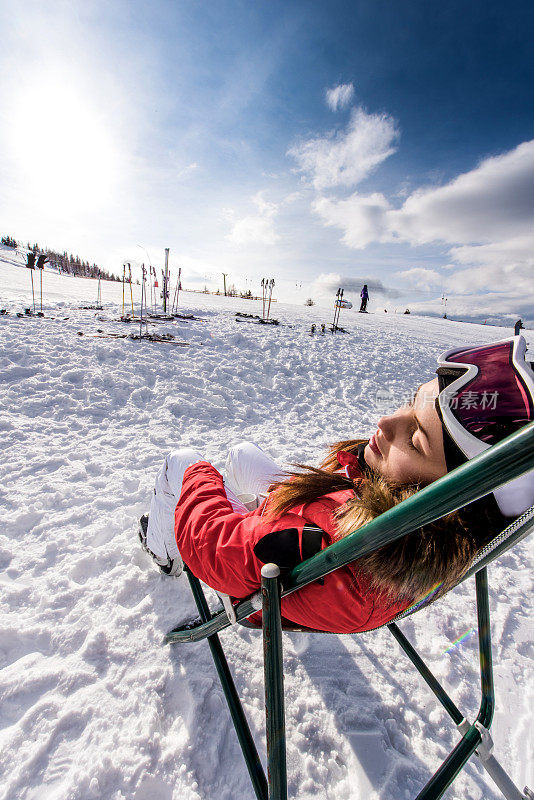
[0,253,532,800]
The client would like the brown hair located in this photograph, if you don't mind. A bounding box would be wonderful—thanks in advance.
[264,439,502,605]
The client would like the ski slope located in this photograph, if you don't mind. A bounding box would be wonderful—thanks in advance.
[0,255,533,800]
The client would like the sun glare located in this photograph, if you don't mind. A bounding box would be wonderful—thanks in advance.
[9,70,120,216]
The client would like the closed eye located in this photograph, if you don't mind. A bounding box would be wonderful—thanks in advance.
[406,426,419,451]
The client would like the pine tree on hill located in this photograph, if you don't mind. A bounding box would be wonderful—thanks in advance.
[3,233,121,282]
[1,235,19,248]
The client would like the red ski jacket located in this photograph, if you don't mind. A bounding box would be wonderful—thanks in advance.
[174,461,410,633]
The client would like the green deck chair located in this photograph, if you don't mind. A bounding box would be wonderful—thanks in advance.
[165,422,534,800]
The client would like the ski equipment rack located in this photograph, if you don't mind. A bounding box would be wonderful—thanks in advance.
[165,422,534,800]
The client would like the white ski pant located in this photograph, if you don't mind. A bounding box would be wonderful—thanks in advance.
[146,442,284,561]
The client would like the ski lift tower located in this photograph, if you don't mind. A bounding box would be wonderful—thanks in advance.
[163,248,170,313]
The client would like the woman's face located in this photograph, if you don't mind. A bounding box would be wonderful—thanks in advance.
[363,377,447,485]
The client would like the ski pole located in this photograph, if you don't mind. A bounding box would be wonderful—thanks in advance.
[261,278,266,319]
[37,260,44,311]
[161,268,170,314]
[140,265,144,338]
[334,289,341,331]
[332,288,340,332]
[144,266,149,333]
[154,268,160,313]
[141,264,149,337]
[26,252,36,313]
[266,278,275,320]
[337,289,344,329]
[128,264,134,317]
[36,254,47,312]
[122,265,125,316]
[172,267,182,313]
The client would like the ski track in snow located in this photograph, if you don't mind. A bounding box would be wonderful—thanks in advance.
[0,254,533,800]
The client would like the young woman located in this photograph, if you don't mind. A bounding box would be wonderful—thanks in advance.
[139,336,534,634]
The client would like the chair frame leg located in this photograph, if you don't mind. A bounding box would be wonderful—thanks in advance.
[176,567,530,800]
[389,567,529,800]
[185,569,268,800]
[261,564,288,800]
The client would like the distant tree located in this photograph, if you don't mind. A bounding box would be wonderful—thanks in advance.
[7,232,121,281]
[227,283,238,297]
[1,235,19,248]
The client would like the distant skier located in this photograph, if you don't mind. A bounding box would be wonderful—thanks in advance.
[359,284,369,312]
[514,319,524,336]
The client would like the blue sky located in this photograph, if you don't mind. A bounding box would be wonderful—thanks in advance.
[1,0,533,323]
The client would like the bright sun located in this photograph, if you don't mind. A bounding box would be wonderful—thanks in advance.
[9,69,120,216]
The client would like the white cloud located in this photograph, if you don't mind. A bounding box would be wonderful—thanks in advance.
[176,162,198,179]
[444,260,532,296]
[450,236,533,269]
[307,138,534,322]
[225,189,304,246]
[397,267,442,290]
[316,139,534,249]
[313,192,392,248]
[442,245,533,320]
[282,191,303,205]
[288,107,399,190]
[226,192,280,246]
[325,83,355,111]
[391,140,534,245]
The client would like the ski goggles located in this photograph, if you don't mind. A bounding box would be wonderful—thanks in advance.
[436,335,534,516]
